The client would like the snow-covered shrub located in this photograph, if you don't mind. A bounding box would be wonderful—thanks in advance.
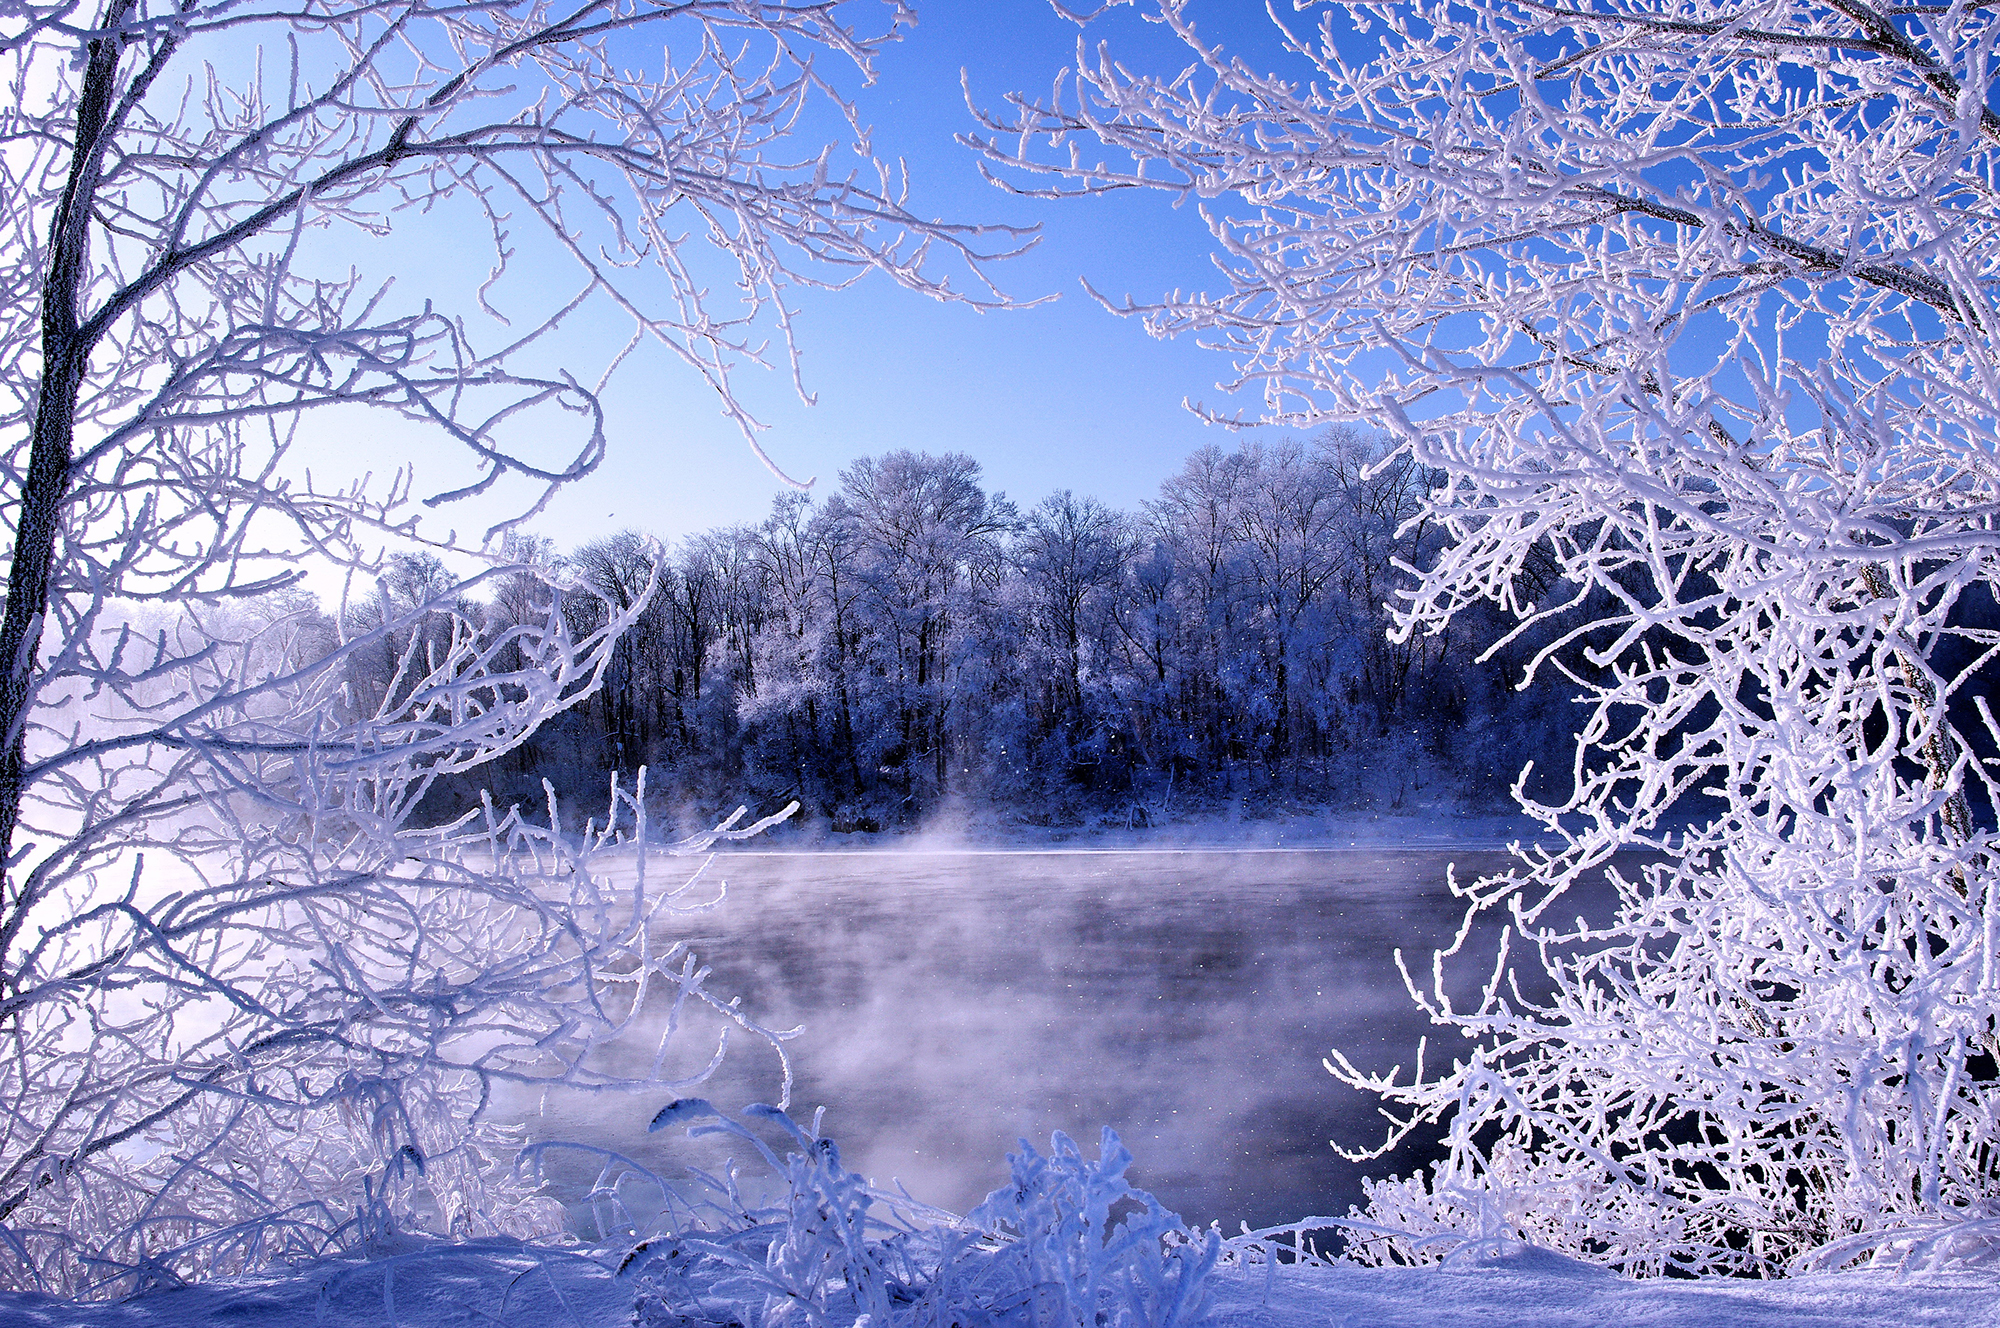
[615,1105,1217,1328]
[961,1128,1217,1328]
[981,0,2000,1276]
[0,647,798,1297]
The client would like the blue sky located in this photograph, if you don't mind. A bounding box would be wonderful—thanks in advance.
[502,1,1321,547]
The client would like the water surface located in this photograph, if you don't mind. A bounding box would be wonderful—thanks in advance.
[529,848,1610,1231]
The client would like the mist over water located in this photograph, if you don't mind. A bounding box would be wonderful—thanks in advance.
[522,849,1617,1233]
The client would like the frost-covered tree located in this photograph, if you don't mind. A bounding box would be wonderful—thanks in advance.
[1229,437,1353,768]
[0,0,1018,1295]
[981,0,2000,1275]
[1014,490,1127,777]
[1144,444,1254,771]
[739,493,851,800]
[833,450,1016,802]
[565,530,666,772]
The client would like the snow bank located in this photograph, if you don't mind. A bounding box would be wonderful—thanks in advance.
[0,1238,628,1327]
[3,1244,1995,1327]
[1204,1250,2000,1327]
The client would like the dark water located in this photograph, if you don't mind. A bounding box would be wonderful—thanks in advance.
[526,848,1610,1232]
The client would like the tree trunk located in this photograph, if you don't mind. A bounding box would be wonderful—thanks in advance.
[0,2,132,980]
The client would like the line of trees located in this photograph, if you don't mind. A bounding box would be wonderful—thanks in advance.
[415,429,1578,831]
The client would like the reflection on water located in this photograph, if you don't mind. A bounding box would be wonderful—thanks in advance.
[519,848,1612,1232]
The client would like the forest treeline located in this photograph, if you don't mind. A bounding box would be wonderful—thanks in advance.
[352,430,1582,831]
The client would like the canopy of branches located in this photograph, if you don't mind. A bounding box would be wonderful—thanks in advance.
[980,0,2000,1275]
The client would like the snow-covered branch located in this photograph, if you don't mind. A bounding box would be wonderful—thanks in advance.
[987,0,2000,1274]
[0,0,1019,1297]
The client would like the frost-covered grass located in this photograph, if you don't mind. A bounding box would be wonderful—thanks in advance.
[4,1111,1995,1327]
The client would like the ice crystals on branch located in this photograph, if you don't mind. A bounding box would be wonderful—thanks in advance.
[606,1103,1220,1328]
[0,0,1020,1299]
[982,0,2000,1276]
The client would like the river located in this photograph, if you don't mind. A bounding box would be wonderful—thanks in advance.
[525,846,1616,1233]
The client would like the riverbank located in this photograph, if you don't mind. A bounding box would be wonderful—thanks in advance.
[712,798,1551,854]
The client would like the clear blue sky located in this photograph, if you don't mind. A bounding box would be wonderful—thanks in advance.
[504,1,1327,547]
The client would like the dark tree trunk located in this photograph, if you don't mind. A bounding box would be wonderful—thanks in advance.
[0,2,133,980]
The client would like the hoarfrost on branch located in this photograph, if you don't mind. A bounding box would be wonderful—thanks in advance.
[0,0,1020,1295]
[979,0,2000,1274]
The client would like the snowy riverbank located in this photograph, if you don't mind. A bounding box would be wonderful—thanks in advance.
[716,801,1552,855]
[3,1238,1996,1327]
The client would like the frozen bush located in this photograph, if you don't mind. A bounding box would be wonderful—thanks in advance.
[616,1106,1217,1328]
[1,0,1018,1296]
[983,0,2000,1275]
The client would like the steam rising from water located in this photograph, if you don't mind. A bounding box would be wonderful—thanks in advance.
[516,849,1608,1231]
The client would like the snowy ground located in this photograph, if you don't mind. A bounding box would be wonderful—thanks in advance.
[1,1239,1995,1327]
